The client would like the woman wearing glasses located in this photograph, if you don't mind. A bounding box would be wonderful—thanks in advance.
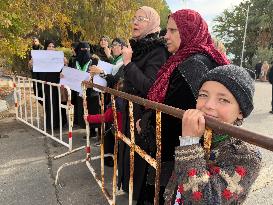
[89,38,126,167]
[90,38,126,88]
[117,6,169,204]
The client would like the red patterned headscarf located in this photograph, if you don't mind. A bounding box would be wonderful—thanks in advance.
[147,9,229,103]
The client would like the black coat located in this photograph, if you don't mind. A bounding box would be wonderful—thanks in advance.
[118,37,169,200]
[269,65,273,84]
[140,53,219,188]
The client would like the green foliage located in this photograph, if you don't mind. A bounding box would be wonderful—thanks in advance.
[213,0,273,67]
[252,47,273,66]
[56,47,73,60]
[0,0,170,73]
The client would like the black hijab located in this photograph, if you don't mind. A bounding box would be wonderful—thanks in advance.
[76,41,91,67]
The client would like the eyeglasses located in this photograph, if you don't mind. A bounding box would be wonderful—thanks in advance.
[111,42,122,48]
[131,16,149,23]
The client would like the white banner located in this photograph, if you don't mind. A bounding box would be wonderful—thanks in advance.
[60,66,90,93]
[32,50,64,72]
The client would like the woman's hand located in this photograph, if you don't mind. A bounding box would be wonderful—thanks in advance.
[104,46,112,59]
[64,57,68,66]
[89,65,103,75]
[136,119,142,134]
[182,109,205,137]
[122,41,133,66]
[60,73,64,78]
[82,80,91,88]
[91,54,100,61]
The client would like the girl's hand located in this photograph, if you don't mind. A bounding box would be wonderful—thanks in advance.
[182,109,205,137]
[60,73,64,78]
[122,40,133,66]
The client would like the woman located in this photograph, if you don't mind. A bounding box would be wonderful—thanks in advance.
[117,6,169,203]
[138,9,229,204]
[91,37,126,88]
[37,40,66,130]
[90,35,112,63]
[90,38,125,166]
[70,41,100,137]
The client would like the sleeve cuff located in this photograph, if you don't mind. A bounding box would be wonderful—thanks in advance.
[179,136,200,146]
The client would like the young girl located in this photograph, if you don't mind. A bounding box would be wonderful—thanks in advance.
[164,65,262,205]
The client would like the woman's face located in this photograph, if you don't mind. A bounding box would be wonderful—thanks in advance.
[47,43,55,50]
[196,81,242,124]
[131,9,149,39]
[111,42,122,56]
[164,17,181,54]
[100,38,109,48]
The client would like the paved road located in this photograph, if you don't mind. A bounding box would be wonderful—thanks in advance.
[0,81,273,205]
[241,81,273,205]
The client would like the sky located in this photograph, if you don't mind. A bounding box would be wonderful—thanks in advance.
[165,0,245,32]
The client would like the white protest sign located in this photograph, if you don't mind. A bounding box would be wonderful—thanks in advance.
[32,50,64,72]
[60,66,90,93]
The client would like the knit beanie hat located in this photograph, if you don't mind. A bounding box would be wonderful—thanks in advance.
[199,65,255,118]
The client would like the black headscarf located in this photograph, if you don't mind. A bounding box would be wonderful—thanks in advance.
[76,41,91,67]
[44,40,55,50]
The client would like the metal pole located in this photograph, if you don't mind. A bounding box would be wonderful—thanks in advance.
[87,82,273,152]
[240,4,250,67]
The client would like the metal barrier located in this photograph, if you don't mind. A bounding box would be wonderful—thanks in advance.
[13,76,85,159]
[55,82,273,205]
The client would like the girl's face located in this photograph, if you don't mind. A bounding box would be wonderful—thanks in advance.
[196,81,243,124]
[164,17,181,54]
[131,9,149,39]
[47,43,55,50]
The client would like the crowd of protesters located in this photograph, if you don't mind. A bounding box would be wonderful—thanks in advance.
[27,6,267,205]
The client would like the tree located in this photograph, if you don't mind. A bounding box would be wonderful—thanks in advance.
[0,0,170,73]
[213,0,273,67]
[252,47,273,65]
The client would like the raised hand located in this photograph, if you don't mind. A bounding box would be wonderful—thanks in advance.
[122,40,133,66]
